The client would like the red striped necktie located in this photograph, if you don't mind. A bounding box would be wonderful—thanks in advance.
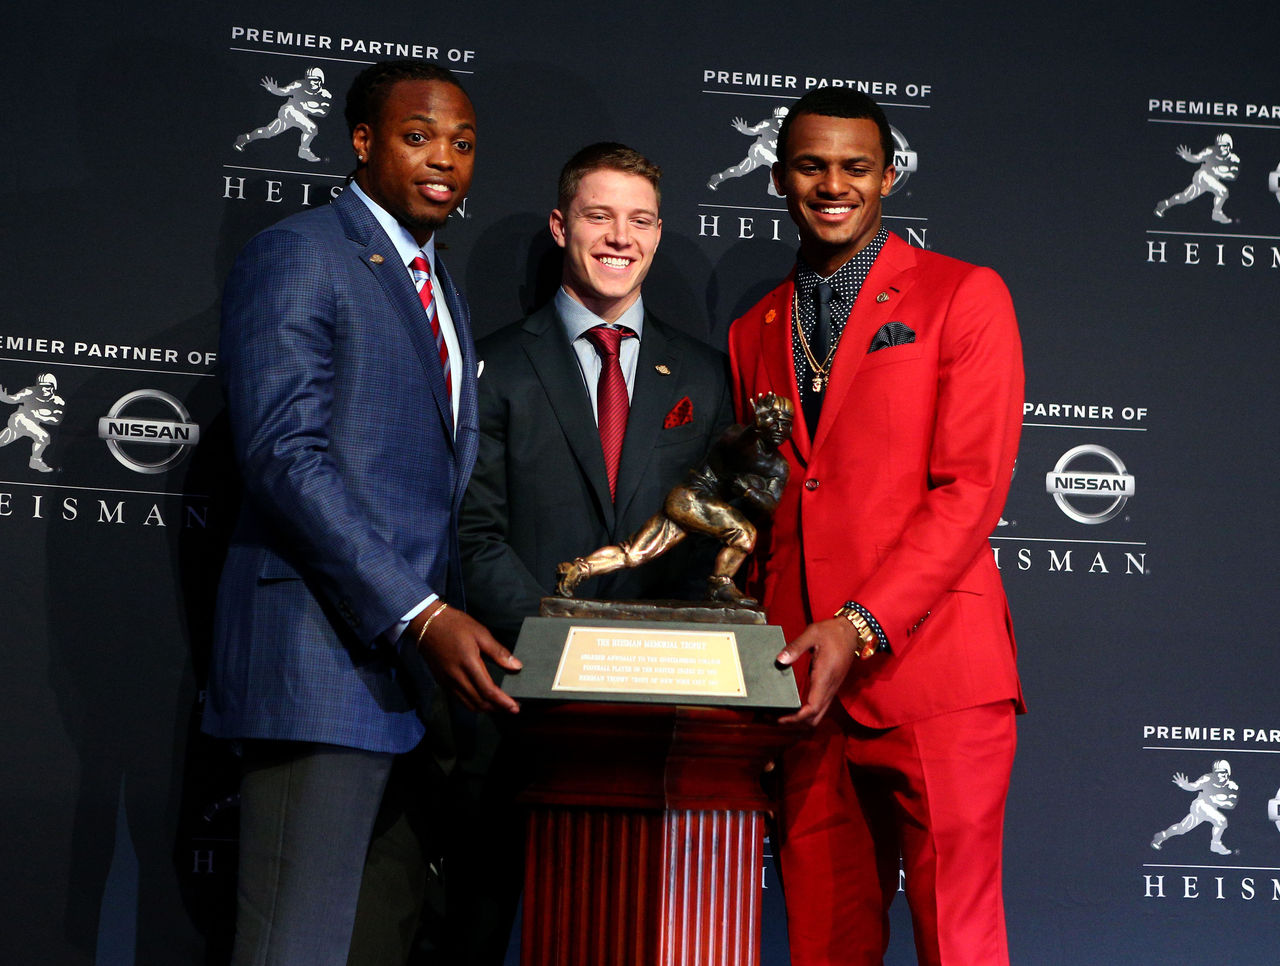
[583,324,636,501]
[409,255,452,398]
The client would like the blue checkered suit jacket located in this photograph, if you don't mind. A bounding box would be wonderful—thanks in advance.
[203,187,479,753]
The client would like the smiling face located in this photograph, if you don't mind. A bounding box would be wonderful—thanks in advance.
[550,168,661,323]
[351,78,475,246]
[772,113,895,276]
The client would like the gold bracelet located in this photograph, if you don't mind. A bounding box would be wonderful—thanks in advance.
[414,601,449,648]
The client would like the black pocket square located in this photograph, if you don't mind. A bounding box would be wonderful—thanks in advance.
[868,322,915,353]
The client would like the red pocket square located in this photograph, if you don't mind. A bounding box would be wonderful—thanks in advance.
[664,396,694,428]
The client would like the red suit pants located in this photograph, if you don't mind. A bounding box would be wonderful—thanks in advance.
[777,700,1017,966]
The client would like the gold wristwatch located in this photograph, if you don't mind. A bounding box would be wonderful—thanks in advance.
[834,602,879,657]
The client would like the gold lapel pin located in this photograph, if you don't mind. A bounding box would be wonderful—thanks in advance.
[876,292,889,303]
[655,364,671,375]
[764,309,777,325]
[369,254,385,265]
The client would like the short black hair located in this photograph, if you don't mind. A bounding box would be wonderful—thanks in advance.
[344,60,469,136]
[776,89,893,169]
[557,142,662,213]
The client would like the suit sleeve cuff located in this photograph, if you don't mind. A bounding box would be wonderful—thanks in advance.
[385,593,439,644]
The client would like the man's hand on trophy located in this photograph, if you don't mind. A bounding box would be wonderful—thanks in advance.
[413,602,522,713]
[774,618,864,726]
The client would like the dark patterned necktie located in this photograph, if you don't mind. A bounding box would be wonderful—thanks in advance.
[812,281,833,362]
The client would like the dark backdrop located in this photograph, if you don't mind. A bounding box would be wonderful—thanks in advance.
[4,2,1279,963]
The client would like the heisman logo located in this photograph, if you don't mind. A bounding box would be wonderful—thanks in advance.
[705,107,917,199]
[1153,133,1240,224]
[232,66,333,163]
[1150,759,1239,856]
[0,370,65,473]
[706,107,789,197]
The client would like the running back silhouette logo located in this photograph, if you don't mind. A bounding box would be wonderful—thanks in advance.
[0,371,65,473]
[232,66,333,163]
[1151,759,1239,856]
[707,106,789,196]
[1154,133,1240,224]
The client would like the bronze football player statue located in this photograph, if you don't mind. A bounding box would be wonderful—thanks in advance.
[556,392,794,604]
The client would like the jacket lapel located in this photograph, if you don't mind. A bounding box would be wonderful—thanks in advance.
[759,274,810,463]
[435,255,478,494]
[335,190,456,452]
[522,305,617,530]
[811,234,919,455]
[613,315,680,528]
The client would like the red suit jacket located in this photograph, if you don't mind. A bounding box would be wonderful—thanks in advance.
[728,232,1025,728]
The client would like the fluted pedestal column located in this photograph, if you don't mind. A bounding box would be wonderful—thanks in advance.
[518,704,794,966]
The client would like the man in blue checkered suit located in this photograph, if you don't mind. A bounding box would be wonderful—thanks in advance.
[203,60,520,966]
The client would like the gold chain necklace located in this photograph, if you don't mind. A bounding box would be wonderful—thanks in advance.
[792,288,838,393]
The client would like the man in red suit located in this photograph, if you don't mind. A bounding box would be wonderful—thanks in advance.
[727,88,1024,965]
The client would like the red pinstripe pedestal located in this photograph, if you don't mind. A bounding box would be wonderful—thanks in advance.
[518,705,795,966]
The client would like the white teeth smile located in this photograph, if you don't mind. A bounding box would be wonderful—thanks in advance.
[598,256,631,268]
[819,206,852,214]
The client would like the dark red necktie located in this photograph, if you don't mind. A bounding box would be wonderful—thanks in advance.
[583,325,635,500]
[410,255,452,397]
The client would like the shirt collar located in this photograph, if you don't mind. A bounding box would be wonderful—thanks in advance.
[347,181,438,269]
[794,226,889,304]
[555,287,646,342]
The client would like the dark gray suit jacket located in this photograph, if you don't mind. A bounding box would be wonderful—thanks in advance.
[459,302,733,647]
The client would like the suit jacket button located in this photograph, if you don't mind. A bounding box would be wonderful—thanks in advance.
[804,479,819,490]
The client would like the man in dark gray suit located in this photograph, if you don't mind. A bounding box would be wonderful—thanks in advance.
[447,142,734,962]
[204,61,519,966]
